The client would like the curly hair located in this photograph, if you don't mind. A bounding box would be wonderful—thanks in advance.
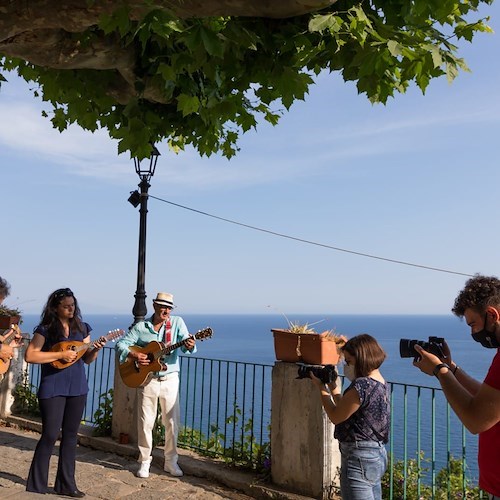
[452,274,500,317]
[0,276,10,301]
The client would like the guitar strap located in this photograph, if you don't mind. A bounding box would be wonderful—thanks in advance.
[164,319,172,345]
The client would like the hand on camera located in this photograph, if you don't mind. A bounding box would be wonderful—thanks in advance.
[413,345,442,376]
[309,371,324,388]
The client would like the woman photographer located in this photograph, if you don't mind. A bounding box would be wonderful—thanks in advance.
[310,334,390,500]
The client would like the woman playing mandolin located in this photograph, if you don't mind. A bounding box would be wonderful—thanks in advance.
[24,288,107,497]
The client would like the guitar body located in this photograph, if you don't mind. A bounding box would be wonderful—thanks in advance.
[50,341,87,369]
[118,341,165,388]
[119,328,213,388]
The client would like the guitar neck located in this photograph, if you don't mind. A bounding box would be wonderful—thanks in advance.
[2,326,20,346]
[158,337,189,358]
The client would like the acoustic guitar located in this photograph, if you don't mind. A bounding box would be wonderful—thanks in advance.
[119,327,213,388]
[50,328,125,369]
[0,324,23,374]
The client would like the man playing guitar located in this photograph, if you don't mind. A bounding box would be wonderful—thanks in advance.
[116,292,196,479]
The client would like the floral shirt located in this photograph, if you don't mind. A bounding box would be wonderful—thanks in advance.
[334,376,390,443]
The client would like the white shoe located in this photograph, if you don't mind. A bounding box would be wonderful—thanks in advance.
[137,459,152,478]
[164,461,183,477]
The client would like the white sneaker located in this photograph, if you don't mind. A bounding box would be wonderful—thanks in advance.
[164,461,183,477]
[136,459,152,478]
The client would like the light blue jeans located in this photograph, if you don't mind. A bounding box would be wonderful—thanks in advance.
[339,440,388,500]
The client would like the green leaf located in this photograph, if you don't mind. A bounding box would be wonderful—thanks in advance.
[200,26,225,58]
[387,40,403,57]
[309,14,339,33]
[177,94,200,116]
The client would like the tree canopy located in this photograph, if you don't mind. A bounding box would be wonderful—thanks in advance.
[0,0,494,159]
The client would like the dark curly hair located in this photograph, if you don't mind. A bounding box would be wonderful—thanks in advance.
[452,274,500,317]
[0,276,10,301]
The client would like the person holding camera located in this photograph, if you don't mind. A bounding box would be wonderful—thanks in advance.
[310,334,390,500]
[413,274,500,499]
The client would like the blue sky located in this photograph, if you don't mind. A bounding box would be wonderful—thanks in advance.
[2,3,500,316]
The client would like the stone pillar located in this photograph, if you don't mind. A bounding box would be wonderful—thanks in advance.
[271,362,341,499]
[112,351,138,445]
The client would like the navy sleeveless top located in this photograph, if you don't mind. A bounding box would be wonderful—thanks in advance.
[35,322,92,399]
[334,376,390,443]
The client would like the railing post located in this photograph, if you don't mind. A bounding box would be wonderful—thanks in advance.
[271,362,341,498]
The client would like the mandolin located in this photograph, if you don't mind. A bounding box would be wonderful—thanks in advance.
[0,324,23,375]
[119,327,213,388]
[50,328,125,369]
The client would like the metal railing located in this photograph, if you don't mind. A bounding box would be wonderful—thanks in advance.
[20,350,484,497]
[178,356,271,469]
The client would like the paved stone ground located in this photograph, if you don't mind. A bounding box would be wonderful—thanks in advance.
[0,422,315,500]
[0,425,257,499]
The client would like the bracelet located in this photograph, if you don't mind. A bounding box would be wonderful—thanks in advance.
[433,363,449,377]
[451,364,459,375]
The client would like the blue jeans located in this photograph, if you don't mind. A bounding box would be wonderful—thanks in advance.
[339,441,388,500]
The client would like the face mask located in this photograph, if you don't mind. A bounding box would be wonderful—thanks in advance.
[471,314,500,349]
[343,363,356,381]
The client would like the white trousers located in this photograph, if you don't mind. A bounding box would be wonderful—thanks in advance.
[137,372,180,464]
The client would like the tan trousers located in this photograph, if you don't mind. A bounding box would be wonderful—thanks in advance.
[137,372,180,464]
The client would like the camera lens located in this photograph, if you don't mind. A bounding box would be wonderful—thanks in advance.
[400,339,414,358]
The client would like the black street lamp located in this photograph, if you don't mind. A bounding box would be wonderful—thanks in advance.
[129,145,160,324]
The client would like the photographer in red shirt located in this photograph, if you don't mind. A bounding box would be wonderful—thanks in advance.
[414,275,500,499]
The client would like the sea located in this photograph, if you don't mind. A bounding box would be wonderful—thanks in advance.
[20,313,494,483]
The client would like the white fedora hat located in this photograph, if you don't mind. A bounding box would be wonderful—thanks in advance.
[153,292,174,308]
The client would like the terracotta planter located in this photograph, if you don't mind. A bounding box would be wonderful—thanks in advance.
[271,329,342,365]
[0,315,20,330]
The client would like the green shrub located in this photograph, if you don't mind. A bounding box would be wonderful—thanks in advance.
[382,453,484,499]
[92,389,114,437]
[12,370,39,417]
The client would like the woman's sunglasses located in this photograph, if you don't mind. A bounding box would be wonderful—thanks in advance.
[54,288,73,299]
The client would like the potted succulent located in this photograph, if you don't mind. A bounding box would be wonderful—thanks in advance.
[271,320,346,365]
[0,305,22,329]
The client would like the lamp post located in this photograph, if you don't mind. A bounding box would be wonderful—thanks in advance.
[128,145,160,324]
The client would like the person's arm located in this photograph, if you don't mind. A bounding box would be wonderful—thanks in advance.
[439,340,481,395]
[448,361,482,395]
[311,374,360,425]
[0,343,13,362]
[24,332,78,365]
[414,345,500,434]
[0,326,24,358]
[83,335,107,364]
[177,318,197,354]
[115,326,151,365]
[0,341,15,360]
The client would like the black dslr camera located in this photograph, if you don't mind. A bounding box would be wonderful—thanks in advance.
[296,363,338,384]
[399,336,446,360]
